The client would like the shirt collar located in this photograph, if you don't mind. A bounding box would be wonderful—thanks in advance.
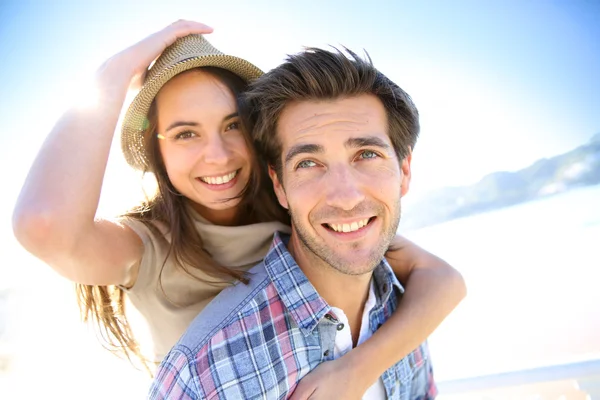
[372,256,405,308]
[263,232,330,336]
[263,232,404,335]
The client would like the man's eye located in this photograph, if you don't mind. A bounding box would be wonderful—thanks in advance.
[225,121,240,131]
[296,160,317,169]
[358,150,379,160]
[174,131,197,140]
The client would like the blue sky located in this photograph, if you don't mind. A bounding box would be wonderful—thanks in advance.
[1,0,599,223]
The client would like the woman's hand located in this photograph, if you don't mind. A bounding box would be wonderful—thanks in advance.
[289,356,370,400]
[98,20,213,92]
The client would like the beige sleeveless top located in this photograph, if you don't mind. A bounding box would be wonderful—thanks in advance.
[121,210,290,362]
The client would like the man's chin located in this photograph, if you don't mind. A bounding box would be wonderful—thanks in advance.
[327,253,381,276]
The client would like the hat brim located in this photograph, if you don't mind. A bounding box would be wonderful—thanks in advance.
[121,54,263,171]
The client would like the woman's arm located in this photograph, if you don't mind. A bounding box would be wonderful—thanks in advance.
[290,234,466,399]
[350,234,466,386]
[11,20,212,286]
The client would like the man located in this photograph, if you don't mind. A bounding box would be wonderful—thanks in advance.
[149,47,436,399]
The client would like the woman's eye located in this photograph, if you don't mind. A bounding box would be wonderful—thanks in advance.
[174,131,197,140]
[296,160,317,169]
[225,121,240,131]
[358,150,379,160]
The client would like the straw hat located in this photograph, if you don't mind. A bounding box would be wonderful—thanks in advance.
[121,34,264,171]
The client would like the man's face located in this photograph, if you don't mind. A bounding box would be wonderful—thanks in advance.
[270,94,412,275]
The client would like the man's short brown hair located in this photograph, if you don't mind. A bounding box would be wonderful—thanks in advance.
[245,47,420,177]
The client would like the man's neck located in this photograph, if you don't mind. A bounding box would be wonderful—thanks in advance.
[287,232,373,346]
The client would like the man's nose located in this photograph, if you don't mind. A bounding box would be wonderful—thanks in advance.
[324,165,365,211]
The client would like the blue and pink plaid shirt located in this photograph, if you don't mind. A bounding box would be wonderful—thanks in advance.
[149,232,436,399]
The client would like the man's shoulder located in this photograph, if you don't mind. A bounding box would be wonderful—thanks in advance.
[153,260,302,399]
[177,262,273,352]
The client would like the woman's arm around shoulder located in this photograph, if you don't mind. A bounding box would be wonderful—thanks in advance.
[290,234,466,399]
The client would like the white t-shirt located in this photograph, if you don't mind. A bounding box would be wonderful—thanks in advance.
[330,279,386,399]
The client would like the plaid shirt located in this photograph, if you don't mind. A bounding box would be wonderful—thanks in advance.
[149,232,436,399]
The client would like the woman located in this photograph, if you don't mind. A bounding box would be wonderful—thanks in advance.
[12,20,465,398]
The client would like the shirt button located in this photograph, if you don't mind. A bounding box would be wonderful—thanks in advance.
[336,323,345,331]
[323,350,330,357]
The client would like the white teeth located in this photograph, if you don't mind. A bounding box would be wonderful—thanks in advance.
[200,171,237,185]
[328,218,370,233]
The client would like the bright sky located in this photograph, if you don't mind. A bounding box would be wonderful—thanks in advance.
[2,0,599,230]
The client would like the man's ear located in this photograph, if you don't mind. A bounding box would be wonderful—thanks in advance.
[268,165,289,209]
[400,149,412,197]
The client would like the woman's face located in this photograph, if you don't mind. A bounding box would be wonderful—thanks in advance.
[155,69,252,225]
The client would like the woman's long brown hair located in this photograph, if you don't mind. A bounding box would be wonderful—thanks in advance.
[75,67,290,373]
